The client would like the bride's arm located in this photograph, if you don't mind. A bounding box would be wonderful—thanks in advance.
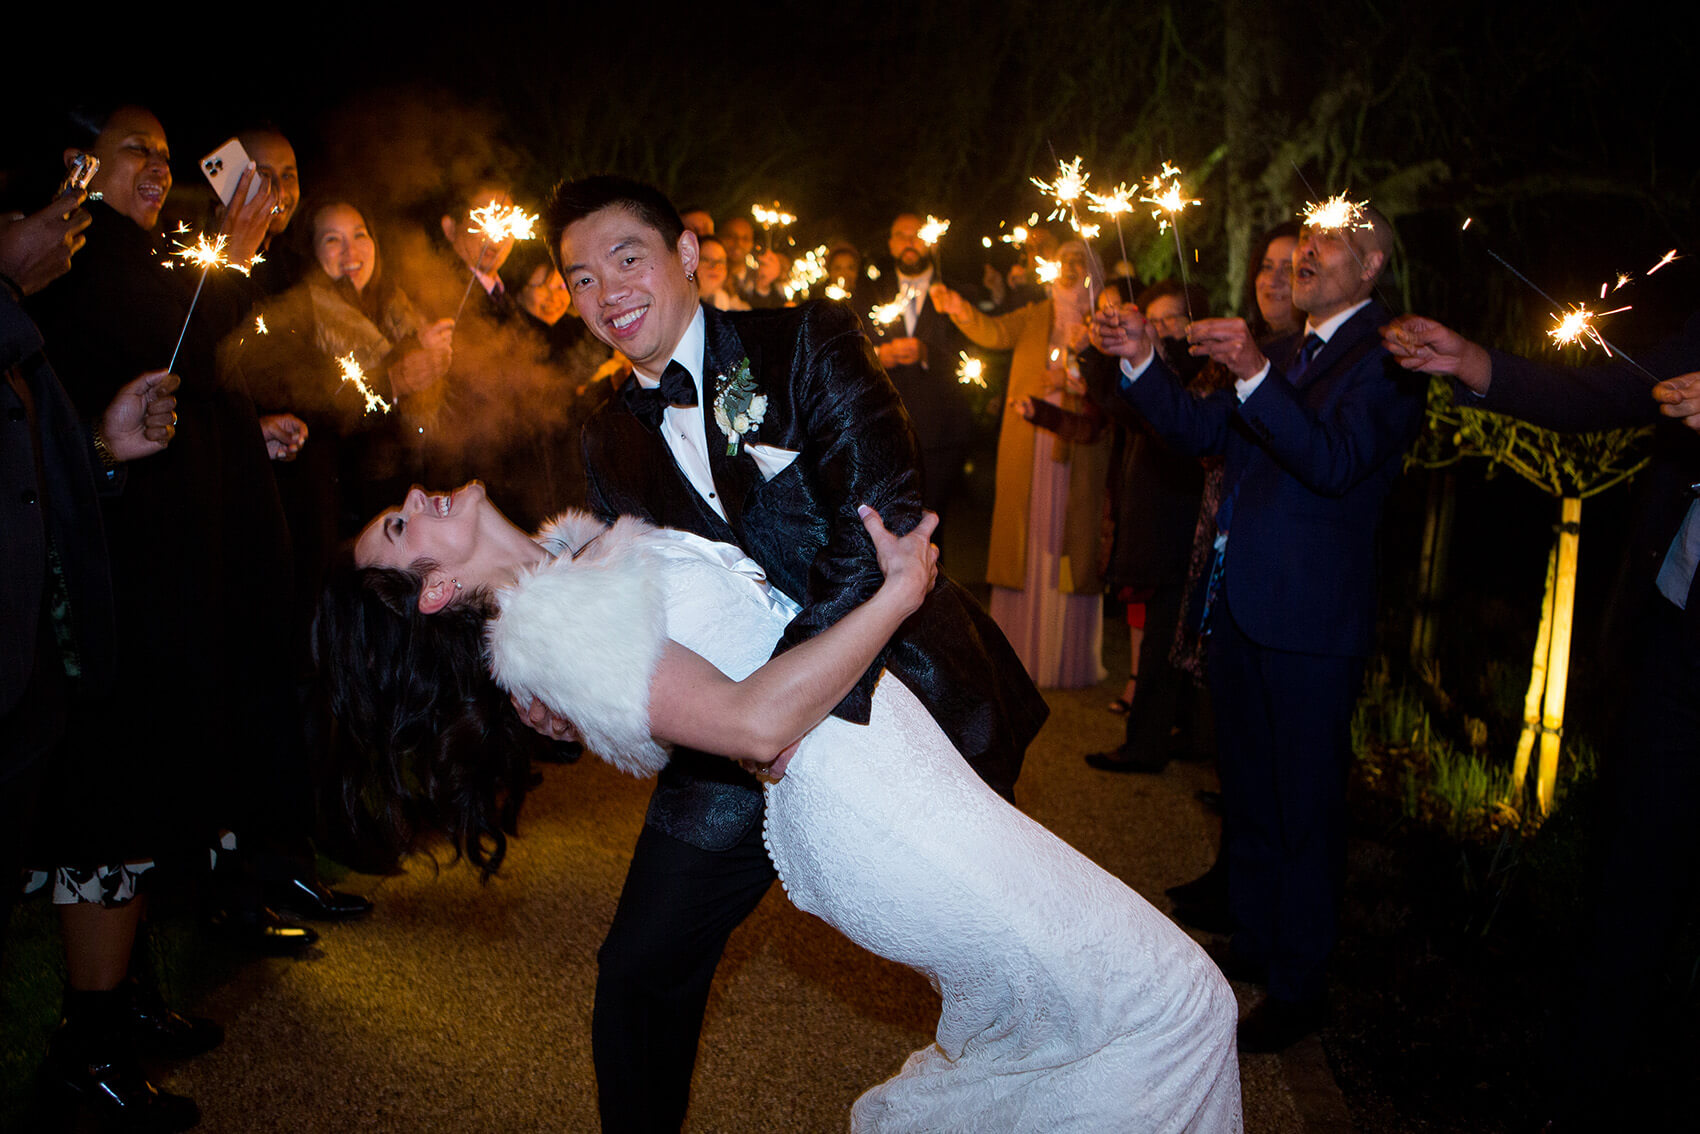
[646,506,937,764]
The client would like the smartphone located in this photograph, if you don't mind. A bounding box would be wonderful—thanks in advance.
[59,151,100,197]
[200,138,266,207]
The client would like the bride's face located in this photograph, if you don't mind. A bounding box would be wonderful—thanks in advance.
[355,482,516,594]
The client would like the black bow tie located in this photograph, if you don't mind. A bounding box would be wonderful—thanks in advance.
[623,360,698,430]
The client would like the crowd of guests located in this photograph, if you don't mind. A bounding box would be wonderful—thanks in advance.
[4,98,1698,1132]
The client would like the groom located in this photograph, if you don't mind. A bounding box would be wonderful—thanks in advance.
[534,177,1046,1130]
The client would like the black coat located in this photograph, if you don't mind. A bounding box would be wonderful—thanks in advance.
[584,301,1046,850]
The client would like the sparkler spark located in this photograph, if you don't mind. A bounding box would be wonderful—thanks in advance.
[337,353,392,415]
[1548,304,1632,353]
[1033,257,1061,284]
[1139,163,1201,234]
[1000,224,1030,246]
[254,315,268,334]
[783,245,829,301]
[467,202,538,244]
[917,215,951,247]
[956,352,986,388]
[1030,157,1089,224]
[824,283,851,301]
[1647,248,1680,274]
[1301,194,1372,233]
[751,202,796,228]
[1086,183,1137,219]
[172,231,229,270]
[868,285,920,327]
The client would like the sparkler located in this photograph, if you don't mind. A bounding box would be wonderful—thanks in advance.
[956,351,986,388]
[783,245,830,301]
[751,201,796,253]
[868,284,921,328]
[165,229,233,373]
[918,214,950,277]
[1031,156,1089,226]
[454,198,539,320]
[337,352,392,415]
[1087,182,1137,274]
[1483,249,1660,381]
[254,315,268,335]
[1033,257,1061,285]
[1141,162,1202,320]
[1300,194,1373,233]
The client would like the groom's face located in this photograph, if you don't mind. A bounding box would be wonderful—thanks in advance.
[561,205,701,379]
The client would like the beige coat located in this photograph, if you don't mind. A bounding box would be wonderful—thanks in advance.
[953,300,1109,594]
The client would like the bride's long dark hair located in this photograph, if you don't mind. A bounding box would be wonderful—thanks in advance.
[313,556,534,875]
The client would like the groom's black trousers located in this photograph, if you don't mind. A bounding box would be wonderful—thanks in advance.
[593,819,776,1132]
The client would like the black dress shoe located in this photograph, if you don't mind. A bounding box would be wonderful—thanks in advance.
[1172,899,1236,934]
[123,979,223,1060]
[1202,939,1267,984]
[1237,995,1326,1053]
[209,906,319,956]
[264,876,373,921]
[1165,862,1227,906]
[44,1045,200,1131]
[1084,747,1169,774]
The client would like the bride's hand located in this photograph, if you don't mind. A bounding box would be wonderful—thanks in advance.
[858,504,939,616]
[739,739,800,782]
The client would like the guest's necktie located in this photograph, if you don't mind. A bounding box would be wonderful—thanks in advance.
[623,360,698,430]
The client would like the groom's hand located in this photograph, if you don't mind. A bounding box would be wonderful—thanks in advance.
[512,691,580,742]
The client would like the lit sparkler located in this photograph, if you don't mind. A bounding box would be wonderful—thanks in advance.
[1031,156,1089,224]
[918,215,950,246]
[751,201,797,253]
[254,314,268,334]
[783,245,830,301]
[824,283,851,301]
[1548,304,1633,353]
[1300,194,1372,233]
[869,285,921,328]
[467,202,539,244]
[337,352,392,415]
[456,197,538,319]
[1142,161,1202,319]
[1033,257,1061,284]
[1087,182,1138,276]
[164,229,238,372]
[956,351,986,388]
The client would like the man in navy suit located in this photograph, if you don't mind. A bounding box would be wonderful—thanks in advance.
[1090,207,1426,1050]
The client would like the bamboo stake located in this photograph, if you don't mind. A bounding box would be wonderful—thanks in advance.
[1536,496,1582,815]
[1511,543,1558,800]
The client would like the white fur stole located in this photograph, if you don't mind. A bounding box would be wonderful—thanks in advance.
[485,511,672,778]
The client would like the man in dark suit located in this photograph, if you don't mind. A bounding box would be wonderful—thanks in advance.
[1384,311,1700,1127]
[1091,207,1426,1050]
[860,212,975,517]
[541,176,1047,1132]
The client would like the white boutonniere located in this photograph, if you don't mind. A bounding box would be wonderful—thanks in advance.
[712,356,766,456]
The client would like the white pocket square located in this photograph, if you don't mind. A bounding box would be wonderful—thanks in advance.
[745,443,800,482]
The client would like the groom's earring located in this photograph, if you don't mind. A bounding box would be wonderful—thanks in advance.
[453,579,463,590]
[686,272,696,283]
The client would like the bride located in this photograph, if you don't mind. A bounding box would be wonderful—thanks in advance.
[317,480,1242,1132]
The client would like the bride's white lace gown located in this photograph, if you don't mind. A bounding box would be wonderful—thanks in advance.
[491,516,1242,1133]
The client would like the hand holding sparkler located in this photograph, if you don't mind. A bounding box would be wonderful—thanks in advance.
[1089,304,1153,368]
[1184,318,1267,383]
[929,283,970,320]
[260,413,309,461]
[1380,314,1494,394]
[98,370,180,461]
[392,318,455,396]
[1652,372,1700,432]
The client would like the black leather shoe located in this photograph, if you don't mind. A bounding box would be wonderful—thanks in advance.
[1237,995,1325,1053]
[123,979,223,1060]
[209,906,319,956]
[1173,900,1235,934]
[1164,863,1226,906]
[1084,747,1169,774]
[264,876,373,921]
[45,1046,200,1131]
